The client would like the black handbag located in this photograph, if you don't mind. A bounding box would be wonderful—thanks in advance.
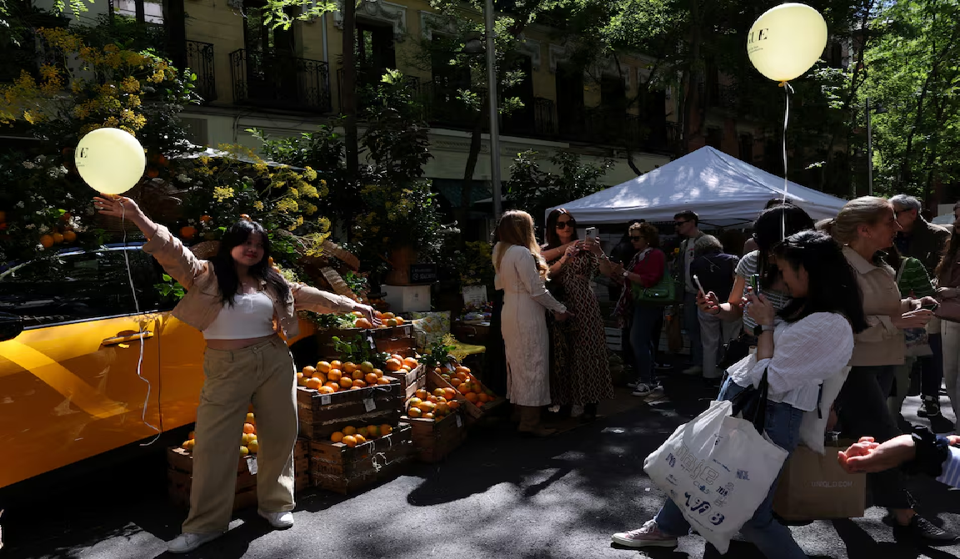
[729,368,770,435]
[718,333,754,370]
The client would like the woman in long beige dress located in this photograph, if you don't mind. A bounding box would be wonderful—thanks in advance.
[493,211,571,436]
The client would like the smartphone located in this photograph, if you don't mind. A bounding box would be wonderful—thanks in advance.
[586,226,597,239]
[693,274,706,297]
[750,274,762,296]
[924,301,940,311]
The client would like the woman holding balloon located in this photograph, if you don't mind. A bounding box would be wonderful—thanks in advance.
[83,129,377,554]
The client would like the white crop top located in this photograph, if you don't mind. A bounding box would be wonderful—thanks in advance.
[203,291,277,340]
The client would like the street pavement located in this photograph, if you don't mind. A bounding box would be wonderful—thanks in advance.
[4,374,960,559]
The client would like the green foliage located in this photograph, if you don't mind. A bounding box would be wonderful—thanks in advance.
[857,0,960,199]
[305,311,357,329]
[507,150,614,229]
[154,273,186,302]
[330,335,389,368]
[421,337,456,371]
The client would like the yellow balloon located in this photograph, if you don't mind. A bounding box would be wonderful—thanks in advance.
[747,3,828,82]
[75,128,146,194]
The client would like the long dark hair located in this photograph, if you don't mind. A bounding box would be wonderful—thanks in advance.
[753,203,815,289]
[772,231,868,333]
[544,208,576,250]
[211,219,290,306]
[936,224,960,281]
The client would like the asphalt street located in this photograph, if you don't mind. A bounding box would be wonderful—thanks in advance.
[4,375,960,559]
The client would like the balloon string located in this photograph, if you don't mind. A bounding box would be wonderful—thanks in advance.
[119,199,162,445]
[780,80,794,240]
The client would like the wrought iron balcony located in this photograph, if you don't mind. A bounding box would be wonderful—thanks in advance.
[230,49,331,113]
[185,41,216,103]
[337,66,420,113]
[501,97,557,138]
[421,79,474,129]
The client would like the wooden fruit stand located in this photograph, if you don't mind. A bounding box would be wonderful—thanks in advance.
[166,439,309,510]
[314,324,416,360]
[402,410,466,463]
[296,380,403,440]
[307,424,414,494]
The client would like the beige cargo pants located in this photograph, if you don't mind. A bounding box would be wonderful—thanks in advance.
[183,335,298,534]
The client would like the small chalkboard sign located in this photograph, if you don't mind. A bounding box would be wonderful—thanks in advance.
[409,263,438,284]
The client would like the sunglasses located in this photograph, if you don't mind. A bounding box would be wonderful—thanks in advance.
[629,236,642,241]
[556,220,576,229]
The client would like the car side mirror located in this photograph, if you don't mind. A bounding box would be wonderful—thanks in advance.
[0,312,24,342]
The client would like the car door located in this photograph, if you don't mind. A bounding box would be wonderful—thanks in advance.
[0,248,162,489]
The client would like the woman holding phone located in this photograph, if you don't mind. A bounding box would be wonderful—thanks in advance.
[94,195,377,554]
[542,208,616,422]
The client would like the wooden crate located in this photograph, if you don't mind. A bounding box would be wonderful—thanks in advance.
[308,424,414,495]
[427,369,506,422]
[384,364,427,400]
[166,439,309,510]
[402,409,466,463]
[296,380,403,440]
[314,324,415,359]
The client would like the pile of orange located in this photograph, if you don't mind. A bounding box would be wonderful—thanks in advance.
[329,423,395,448]
[384,354,420,374]
[439,365,496,407]
[406,387,460,420]
[180,411,260,455]
[38,213,79,249]
[297,360,392,393]
[339,310,407,330]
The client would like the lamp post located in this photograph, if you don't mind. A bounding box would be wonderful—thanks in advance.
[464,2,502,219]
[865,97,888,196]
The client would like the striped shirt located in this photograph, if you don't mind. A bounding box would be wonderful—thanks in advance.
[937,447,960,488]
[735,251,792,331]
[895,256,936,298]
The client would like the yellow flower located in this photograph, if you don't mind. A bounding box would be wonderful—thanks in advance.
[277,198,299,213]
[299,183,319,198]
[253,201,265,211]
[121,76,140,94]
[303,166,317,181]
[213,186,235,202]
[317,217,331,231]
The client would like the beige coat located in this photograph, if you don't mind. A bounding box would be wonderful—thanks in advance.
[143,225,356,337]
[843,246,905,367]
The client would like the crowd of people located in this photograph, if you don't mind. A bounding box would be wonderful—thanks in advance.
[491,194,960,555]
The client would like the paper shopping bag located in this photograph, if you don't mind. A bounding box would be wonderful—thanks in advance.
[772,443,866,521]
[644,400,789,554]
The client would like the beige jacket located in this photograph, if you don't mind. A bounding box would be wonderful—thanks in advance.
[843,246,905,367]
[143,225,357,337]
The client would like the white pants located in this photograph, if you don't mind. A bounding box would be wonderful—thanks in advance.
[941,320,960,428]
[699,310,742,379]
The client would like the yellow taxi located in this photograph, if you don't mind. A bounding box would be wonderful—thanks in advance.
[0,244,312,490]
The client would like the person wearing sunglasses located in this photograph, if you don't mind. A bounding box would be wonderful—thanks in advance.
[674,211,705,376]
[541,209,617,421]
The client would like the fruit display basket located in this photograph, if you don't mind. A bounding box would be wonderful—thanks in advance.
[166,439,309,510]
[314,324,416,359]
[427,364,506,423]
[296,381,403,440]
[401,409,466,463]
[383,362,427,401]
[308,424,414,495]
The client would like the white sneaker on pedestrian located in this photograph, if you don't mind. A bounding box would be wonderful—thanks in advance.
[632,384,654,396]
[682,365,703,376]
[259,510,295,529]
[611,520,678,548]
[168,531,224,554]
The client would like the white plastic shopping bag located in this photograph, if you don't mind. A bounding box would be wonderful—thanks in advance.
[643,400,789,553]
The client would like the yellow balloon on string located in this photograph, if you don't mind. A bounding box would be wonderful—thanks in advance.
[75,128,146,195]
[747,3,828,82]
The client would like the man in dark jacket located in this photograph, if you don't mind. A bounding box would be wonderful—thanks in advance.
[690,235,740,381]
[891,194,950,419]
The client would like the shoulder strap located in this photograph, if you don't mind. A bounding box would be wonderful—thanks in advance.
[896,259,908,284]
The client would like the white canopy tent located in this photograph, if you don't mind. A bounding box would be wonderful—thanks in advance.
[548,147,848,227]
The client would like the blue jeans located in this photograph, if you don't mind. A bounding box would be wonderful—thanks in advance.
[684,291,703,367]
[631,305,660,384]
[653,379,806,559]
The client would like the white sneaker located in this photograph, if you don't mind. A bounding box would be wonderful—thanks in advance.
[168,531,224,554]
[632,384,653,396]
[682,366,703,376]
[612,520,679,548]
[258,510,295,529]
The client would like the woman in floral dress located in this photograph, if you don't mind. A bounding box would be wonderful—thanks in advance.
[542,208,617,421]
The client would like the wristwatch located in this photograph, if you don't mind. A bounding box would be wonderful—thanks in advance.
[753,323,774,337]
[622,271,630,279]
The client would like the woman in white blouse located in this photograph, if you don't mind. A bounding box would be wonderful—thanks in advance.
[612,231,868,557]
[493,211,573,436]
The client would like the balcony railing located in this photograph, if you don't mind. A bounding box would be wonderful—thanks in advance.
[501,97,557,138]
[230,49,331,113]
[421,80,474,129]
[555,106,672,152]
[337,66,420,113]
[185,41,217,103]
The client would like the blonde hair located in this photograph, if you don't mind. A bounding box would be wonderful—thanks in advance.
[494,210,549,279]
[822,196,893,244]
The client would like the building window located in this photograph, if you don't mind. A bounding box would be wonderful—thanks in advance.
[739,134,754,162]
[110,0,164,24]
[707,127,722,149]
[356,21,396,70]
[827,42,844,68]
